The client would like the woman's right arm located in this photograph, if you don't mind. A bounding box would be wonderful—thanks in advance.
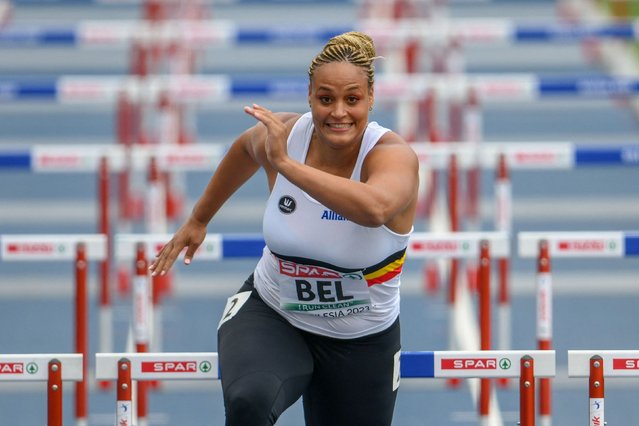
[149,126,263,276]
[149,112,299,276]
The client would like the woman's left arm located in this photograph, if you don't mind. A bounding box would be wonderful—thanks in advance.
[245,104,419,229]
[285,134,418,228]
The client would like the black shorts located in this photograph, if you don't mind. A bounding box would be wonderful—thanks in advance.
[217,274,401,426]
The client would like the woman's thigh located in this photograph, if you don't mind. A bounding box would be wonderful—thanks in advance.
[217,276,314,424]
[302,319,401,426]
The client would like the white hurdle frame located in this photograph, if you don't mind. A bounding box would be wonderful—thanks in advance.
[568,350,639,426]
[519,231,639,426]
[96,350,554,426]
[115,231,510,422]
[0,354,83,426]
[0,234,106,425]
[7,18,639,49]
[116,231,510,352]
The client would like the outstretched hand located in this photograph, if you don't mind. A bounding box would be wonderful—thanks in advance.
[244,103,288,169]
[148,218,207,276]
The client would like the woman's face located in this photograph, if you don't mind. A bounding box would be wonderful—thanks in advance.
[308,61,374,149]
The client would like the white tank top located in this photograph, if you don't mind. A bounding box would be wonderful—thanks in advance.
[253,113,412,339]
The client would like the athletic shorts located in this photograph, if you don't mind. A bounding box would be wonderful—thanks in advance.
[217,274,401,426]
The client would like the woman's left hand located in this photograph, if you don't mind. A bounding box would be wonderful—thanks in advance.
[244,104,288,169]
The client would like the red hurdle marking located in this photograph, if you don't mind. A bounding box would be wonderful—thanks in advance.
[134,242,150,424]
[478,240,491,422]
[98,157,113,391]
[495,152,512,388]
[117,359,133,426]
[147,156,170,364]
[520,232,639,425]
[97,352,219,426]
[462,88,482,295]
[48,359,63,426]
[419,91,442,296]
[567,350,639,423]
[447,152,460,299]
[75,244,88,424]
[0,354,82,426]
[446,154,461,389]
[147,155,172,306]
[408,232,510,392]
[589,355,604,426]
[463,89,482,231]
[520,355,535,426]
[537,240,552,425]
[96,350,554,426]
[0,235,106,424]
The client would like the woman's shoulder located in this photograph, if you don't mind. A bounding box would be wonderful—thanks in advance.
[375,129,410,147]
[369,130,419,164]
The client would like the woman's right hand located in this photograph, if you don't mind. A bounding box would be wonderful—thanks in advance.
[244,103,289,171]
[149,217,207,276]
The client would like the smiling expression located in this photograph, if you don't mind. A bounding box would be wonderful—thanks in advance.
[308,61,374,150]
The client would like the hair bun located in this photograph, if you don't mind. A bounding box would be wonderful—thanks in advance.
[330,32,376,60]
[308,31,378,86]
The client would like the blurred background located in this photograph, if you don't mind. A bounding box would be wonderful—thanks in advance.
[0,0,638,424]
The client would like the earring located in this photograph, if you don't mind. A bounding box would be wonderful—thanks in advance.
[369,106,373,112]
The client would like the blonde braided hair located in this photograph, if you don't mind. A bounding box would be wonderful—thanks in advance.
[308,31,377,87]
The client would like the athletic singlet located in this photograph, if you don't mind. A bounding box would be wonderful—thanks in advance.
[253,112,412,339]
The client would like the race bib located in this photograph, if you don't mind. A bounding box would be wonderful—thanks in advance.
[218,291,251,330]
[277,258,371,318]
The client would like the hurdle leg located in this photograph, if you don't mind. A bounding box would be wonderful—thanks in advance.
[446,258,460,388]
[520,355,535,426]
[98,157,113,390]
[537,240,552,426]
[48,359,63,426]
[117,358,133,426]
[134,243,151,425]
[75,243,89,425]
[497,257,511,388]
[478,240,491,423]
[147,156,168,362]
[495,153,513,388]
[589,355,604,426]
[447,154,462,388]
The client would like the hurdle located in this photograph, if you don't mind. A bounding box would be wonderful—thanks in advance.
[409,231,508,401]
[114,232,264,424]
[6,73,639,105]
[1,10,624,222]
[0,143,225,212]
[0,234,106,425]
[0,143,226,363]
[407,231,510,355]
[115,231,265,335]
[0,354,83,426]
[116,0,208,222]
[118,231,510,348]
[115,230,510,418]
[568,350,639,425]
[7,73,639,104]
[4,74,638,221]
[518,231,639,426]
[95,350,555,426]
[416,142,639,384]
[3,19,639,48]
[115,232,510,409]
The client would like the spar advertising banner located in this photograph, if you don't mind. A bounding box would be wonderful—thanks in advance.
[0,234,107,261]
